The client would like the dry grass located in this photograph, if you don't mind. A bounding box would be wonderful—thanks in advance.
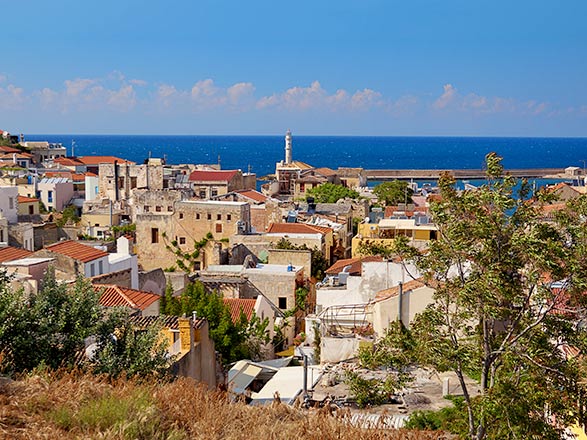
[0,371,450,440]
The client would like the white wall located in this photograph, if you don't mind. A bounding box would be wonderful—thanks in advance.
[85,175,99,201]
[83,255,110,278]
[317,261,421,310]
[0,186,18,223]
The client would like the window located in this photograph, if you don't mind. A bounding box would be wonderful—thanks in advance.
[215,223,223,233]
[155,206,162,212]
[130,177,137,189]
[47,190,53,203]
[151,228,159,244]
[90,263,95,277]
[0,230,4,242]
[179,212,184,219]
[98,260,103,274]
[29,205,34,215]
[278,297,287,309]
[207,213,212,220]
[199,190,206,198]
[193,261,201,270]
[179,237,186,245]
[217,214,222,220]
[195,213,200,219]
[211,188,218,197]
[167,206,172,212]
[144,205,150,212]
[299,183,305,192]
[227,214,231,221]
[8,197,13,209]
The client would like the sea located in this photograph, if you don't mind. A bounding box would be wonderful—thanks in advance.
[25,135,587,188]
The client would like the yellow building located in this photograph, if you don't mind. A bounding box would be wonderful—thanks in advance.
[352,218,438,257]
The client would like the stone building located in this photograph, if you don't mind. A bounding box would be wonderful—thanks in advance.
[188,169,255,199]
[135,200,251,271]
[98,161,164,202]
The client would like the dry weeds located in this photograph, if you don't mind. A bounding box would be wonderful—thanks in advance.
[0,371,451,440]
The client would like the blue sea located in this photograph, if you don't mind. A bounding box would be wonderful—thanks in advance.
[25,135,587,182]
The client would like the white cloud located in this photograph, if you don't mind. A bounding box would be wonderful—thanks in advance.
[129,79,148,87]
[107,85,137,111]
[350,88,384,110]
[432,84,457,109]
[0,84,26,109]
[227,82,255,106]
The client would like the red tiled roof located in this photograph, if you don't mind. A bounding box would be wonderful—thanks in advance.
[267,223,333,235]
[223,298,256,323]
[45,240,108,262]
[374,279,426,302]
[17,195,39,203]
[313,167,337,177]
[0,246,33,263]
[0,152,32,159]
[188,169,239,182]
[77,156,134,165]
[235,189,268,203]
[54,157,84,167]
[95,284,160,311]
[0,145,21,153]
[325,256,383,275]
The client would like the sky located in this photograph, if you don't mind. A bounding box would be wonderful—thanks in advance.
[1,0,586,136]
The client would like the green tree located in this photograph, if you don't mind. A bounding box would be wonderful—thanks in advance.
[393,153,587,439]
[0,269,101,372]
[163,232,213,273]
[372,180,413,206]
[306,182,359,203]
[91,308,172,379]
[165,281,250,363]
[56,205,81,227]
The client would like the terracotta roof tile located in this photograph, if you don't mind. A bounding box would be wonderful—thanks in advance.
[223,298,256,323]
[77,156,134,165]
[313,167,337,177]
[267,223,333,235]
[45,240,108,263]
[17,195,39,203]
[95,284,160,311]
[54,157,84,167]
[0,246,33,263]
[234,189,268,203]
[129,315,206,330]
[0,145,21,153]
[325,256,383,275]
[374,279,426,302]
[188,169,239,182]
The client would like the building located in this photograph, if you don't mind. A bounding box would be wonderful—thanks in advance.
[0,186,18,223]
[214,189,281,233]
[203,263,304,312]
[37,177,75,212]
[128,315,217,388]
[97,160,163,201]
[188,169,255,199]
[20,141,66,164]
[266,222,334,264]
[2,256,54,294]
[34,240,111,280]
[95,284,161,316]
[369,279,435,336]
[17,195,40,217]
[135,200,251,271]
[352,218,438,257]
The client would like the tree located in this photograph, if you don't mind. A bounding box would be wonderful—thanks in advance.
[91,308,172,379]
[0,268,101,372]
[372,180,413,206]
[163,281,250,363]
[56,205,80,227]
[306,182,359,203]
[163,232,213,273]
[392,153,587,439]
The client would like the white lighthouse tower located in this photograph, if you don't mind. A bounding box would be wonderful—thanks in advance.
[284,129,292,164]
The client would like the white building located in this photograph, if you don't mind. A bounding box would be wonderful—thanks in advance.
[0,186,19,224]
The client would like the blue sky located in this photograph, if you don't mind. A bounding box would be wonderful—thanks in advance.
[1,0,586,136]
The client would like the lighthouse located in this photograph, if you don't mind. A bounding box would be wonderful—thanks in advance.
[284,129,292,164]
